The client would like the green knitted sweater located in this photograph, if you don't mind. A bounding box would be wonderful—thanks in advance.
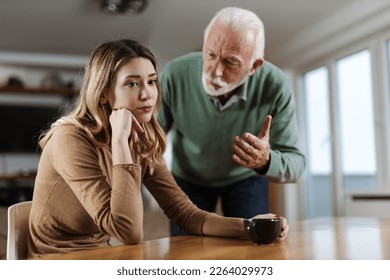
[158,52,305,187]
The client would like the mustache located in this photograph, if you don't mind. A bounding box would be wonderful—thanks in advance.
[206,76,228,87]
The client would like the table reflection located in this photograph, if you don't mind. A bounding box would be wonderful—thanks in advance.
[36,217,390,260]
[286,217,390,259]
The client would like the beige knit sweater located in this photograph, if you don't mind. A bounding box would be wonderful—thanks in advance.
[28,125,245,258]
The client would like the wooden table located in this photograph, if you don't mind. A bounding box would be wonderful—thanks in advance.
[38,217,390,260]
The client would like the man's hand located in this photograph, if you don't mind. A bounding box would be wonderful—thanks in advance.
[232,115,272,169]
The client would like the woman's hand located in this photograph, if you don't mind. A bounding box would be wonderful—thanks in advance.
[251,213,289,242]
[110,108,144,144]
[109,108,144,165]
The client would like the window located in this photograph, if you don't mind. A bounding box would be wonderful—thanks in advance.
[335,50,376,189]
[304,67,332,175]
[301,49,379,218]
[303,67,333,217]
[387,40,390,91]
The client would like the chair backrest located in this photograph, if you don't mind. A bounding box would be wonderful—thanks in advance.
[6,201,32,260]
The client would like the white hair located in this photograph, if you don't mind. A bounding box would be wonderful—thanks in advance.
[203,7,265,59]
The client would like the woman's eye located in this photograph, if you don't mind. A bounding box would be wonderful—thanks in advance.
[148,79,157,86]
[126,82,138,88]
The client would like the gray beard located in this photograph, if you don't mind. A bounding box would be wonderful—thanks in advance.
[202,72,248,97]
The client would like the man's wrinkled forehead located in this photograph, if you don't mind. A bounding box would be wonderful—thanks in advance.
[205,21,255,47]
[204,21,256,57]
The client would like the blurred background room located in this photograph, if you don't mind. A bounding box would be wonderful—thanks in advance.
[2,0,390,259]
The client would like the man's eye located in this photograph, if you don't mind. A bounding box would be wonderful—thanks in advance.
[127,82,138,88]
[208,53,216,59]
[226,59,238,65]
[225,60,240,68]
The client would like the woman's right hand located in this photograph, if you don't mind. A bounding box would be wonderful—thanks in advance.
[109,108,144,165]
[109,108,144,144]
[250,213,289,242]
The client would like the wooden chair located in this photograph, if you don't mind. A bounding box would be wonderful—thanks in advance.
[6,201,32,260]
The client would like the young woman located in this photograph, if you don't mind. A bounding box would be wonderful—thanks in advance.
[27,39,289,258]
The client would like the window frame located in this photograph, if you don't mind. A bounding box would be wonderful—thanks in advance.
[295,32,390,217]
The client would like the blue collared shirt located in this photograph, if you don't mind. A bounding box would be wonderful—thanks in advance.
[208,80,248,111]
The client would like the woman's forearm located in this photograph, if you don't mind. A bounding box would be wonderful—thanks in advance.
[202,213,247,239]
[112,138,132,165]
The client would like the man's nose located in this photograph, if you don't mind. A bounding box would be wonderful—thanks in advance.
[210,60,224,77]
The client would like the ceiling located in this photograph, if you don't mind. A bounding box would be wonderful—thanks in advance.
[0,0,389,69]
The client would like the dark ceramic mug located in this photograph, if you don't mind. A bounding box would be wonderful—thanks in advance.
[244,218,281,244]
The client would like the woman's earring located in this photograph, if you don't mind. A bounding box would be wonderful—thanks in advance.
[100,97,108,105]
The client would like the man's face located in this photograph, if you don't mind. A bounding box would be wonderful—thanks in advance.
[202,21,256,96]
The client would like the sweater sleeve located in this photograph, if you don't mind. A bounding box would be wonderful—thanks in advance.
[157,64,174,133]
[50,126,144,244]
[143,158,248,238]
[258,70,306,183]
[143,159,208,234]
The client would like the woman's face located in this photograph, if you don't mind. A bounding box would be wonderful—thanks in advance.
[106,57,158,123]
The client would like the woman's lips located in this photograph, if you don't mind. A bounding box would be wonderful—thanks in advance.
[137,106,152,113]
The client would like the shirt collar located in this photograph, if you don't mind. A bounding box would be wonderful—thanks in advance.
[207,80,248,111]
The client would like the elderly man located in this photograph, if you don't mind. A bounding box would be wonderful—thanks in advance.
[158,7,306,235]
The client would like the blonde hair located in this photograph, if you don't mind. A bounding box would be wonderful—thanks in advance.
[39,39,166,170]
[204,7,265,60]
